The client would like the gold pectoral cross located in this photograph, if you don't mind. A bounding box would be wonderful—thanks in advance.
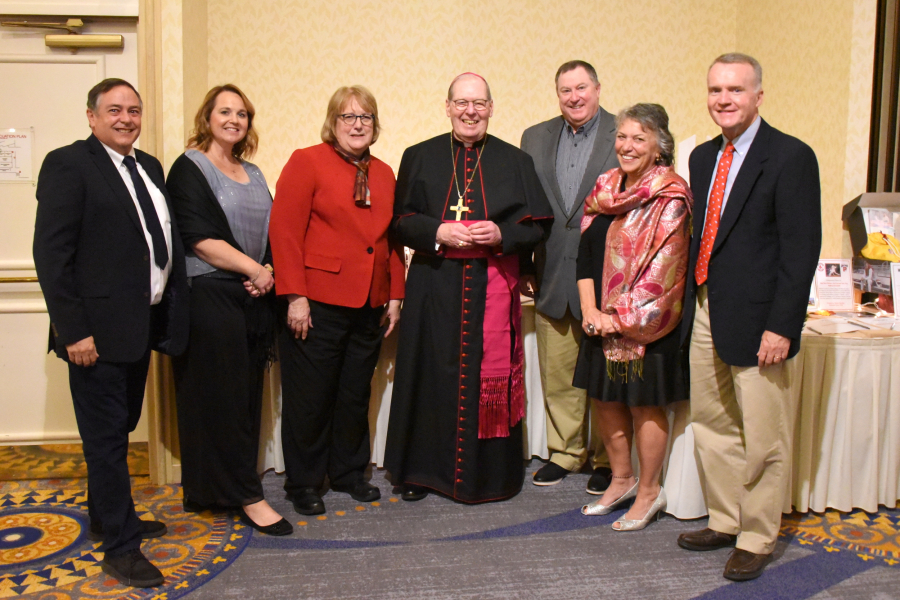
[450,196,470,221]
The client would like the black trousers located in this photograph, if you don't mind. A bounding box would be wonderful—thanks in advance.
[68,348,151,556]
[279,300,383,496]
[173,277,266,508]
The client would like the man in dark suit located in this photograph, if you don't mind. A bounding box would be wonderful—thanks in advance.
[520,61,618,492]
[33,78,188,588]
[677,54,821,581]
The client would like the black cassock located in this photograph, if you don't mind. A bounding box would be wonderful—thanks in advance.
[384,133,551,502]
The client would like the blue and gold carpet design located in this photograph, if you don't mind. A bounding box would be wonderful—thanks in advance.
[0,480,250,599]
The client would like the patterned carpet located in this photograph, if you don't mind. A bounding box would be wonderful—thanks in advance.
[1,445,898,599]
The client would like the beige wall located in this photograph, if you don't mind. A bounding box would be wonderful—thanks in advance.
[161,0,877,257]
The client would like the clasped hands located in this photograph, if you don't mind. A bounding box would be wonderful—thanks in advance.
[582,307,617,337]
[436,221,502,249]
[243,263,274,297]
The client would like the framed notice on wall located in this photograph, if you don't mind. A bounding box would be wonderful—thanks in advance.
[0,128,34,182]
[814,259,853,311]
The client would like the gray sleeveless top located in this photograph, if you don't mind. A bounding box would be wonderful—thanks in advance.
[184,149,272,278]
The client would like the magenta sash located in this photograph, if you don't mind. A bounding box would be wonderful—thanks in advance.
[442,220,524,439]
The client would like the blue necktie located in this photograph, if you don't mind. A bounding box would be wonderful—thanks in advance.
[122,155,168,269]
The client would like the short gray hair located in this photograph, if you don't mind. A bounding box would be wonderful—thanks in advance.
[447,73,492,101]
[615,103,675,167]
[711,53,763,90]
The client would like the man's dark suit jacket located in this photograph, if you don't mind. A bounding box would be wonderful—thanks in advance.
[33,134,189,363]
[681,118,821,367]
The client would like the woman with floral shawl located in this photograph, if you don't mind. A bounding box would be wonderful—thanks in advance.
[575,104,692,531]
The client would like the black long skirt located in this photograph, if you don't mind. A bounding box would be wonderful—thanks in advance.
[572,326,688,407]
[173,276,271,508]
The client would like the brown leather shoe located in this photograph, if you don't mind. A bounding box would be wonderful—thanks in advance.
[677,527,738,551]
[723,548,773,581]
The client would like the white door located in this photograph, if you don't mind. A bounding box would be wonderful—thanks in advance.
[0,21,143,445]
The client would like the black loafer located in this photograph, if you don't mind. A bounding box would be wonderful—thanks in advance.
[238,508,293,536]
[89,519,167,542]
[292,488,326,516]
[532,462,569,486]
[332,481,381,502]
[400,484,428,501]
[586,467,612,495]
[101,548,164,588]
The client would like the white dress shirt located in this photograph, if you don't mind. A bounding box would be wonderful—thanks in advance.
[100,142,173,305]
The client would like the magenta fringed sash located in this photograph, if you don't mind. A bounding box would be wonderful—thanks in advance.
[442,223,524,440]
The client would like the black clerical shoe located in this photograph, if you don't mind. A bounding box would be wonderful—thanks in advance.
[291,488,326,516]
[89,519,167,542]
[400,484,428,501]
[182,497,205,513]
[331,481,381,502]
[586,467,613,495]
[238,508,293,536]
[723,549,773,581]
[101,548,164,588]
[532,462,569,486]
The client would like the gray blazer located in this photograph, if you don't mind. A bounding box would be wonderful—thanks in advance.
[520,108,618,320]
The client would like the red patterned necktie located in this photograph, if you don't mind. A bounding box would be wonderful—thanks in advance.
[695,142,734,286]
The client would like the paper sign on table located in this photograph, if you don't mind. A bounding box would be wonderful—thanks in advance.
[815,259,853,311]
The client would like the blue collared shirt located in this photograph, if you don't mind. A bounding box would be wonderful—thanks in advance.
[706,115,761,218]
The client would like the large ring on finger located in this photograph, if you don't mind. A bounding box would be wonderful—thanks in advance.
[587,323,596,334]
[458,241,463,247]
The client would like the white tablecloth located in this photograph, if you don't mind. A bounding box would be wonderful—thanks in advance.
[256,311,900,519]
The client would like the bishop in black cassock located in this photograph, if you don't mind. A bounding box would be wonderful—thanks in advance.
[384,74,552,503]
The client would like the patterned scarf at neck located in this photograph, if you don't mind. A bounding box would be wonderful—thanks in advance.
[582,164,693,381]
[332,144,371,207]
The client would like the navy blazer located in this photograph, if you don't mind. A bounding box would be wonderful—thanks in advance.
[681,119,821,366]
[33,134,189,362]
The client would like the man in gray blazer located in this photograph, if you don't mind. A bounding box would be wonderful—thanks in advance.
[520,60,618,492]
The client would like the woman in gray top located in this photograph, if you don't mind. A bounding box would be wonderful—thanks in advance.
[166,84,290,536]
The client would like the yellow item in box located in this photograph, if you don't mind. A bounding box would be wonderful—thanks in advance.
[860,232,900,262]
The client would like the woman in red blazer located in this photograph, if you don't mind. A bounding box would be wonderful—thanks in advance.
[269,85,405,516]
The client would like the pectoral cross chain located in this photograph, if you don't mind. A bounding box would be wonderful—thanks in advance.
[450,196,470,221]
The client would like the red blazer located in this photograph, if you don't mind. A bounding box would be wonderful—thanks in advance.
[270,143,405,308]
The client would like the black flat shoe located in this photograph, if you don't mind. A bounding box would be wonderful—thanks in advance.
[401,484,428,501]
[89,519,167,542]
[331,481,381,502]
[292,488,326,515]
[238,508,293,536]
[586,467,612,495]
[101,548,164,588]
[182,497,205,513]
[532,462,570,486]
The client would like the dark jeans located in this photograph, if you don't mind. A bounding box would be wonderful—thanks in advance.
[279,300,384,496]
[68,348,151,556]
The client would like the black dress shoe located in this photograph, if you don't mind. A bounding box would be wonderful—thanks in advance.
[182,497,205,513]
[532,462,569,486]
[723,548,773,581]
[89,519,167,542]
[292,488,326,515]
[677,527,738,551]
[101,548,164,588]
[400,484,428,501]
[586,467,612,495]
[238,508,293,536]
[332,481,381,502]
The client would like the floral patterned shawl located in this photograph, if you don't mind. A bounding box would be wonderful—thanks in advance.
[581,165,693,379]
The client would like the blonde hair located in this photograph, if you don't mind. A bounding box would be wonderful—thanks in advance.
[186,84,258,159]
[321,85,381,145]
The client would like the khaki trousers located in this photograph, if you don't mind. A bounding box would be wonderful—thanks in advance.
[689,286,797,555]
[535,308,607,472]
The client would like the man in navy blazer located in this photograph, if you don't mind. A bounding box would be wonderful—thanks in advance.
[33,79,188,588]
[677,54,821,581]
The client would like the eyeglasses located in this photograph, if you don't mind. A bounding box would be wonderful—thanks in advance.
[338,113,375,126]
[450,99,491,112]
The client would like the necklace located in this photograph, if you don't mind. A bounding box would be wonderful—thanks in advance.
[449,134,486,220]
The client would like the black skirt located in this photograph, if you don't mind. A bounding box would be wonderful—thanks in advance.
[572,326,688,407]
